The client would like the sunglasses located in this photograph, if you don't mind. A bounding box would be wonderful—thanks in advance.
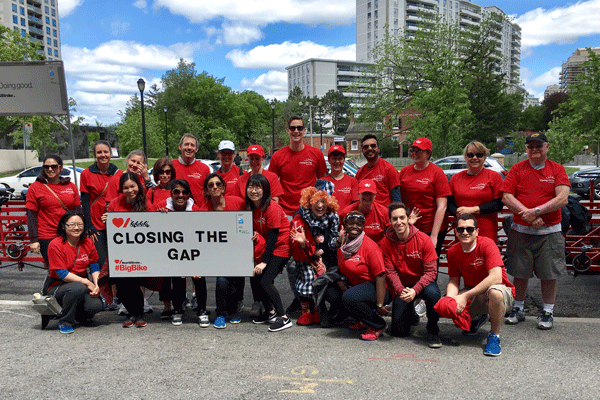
[345,214,366,223]
[466,152,485,159]
[362,143,377,150]
[208,181,223,189]
[172,189,190,195]
[43,164,60,170]
[288,125,305,131]
[526,143,545,150]
[409,148,424,153]
[159,169,172,175]
[456,226,476,234]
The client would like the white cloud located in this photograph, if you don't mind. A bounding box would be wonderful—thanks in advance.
[110,19,131,37]
[227,41,356,69]
[59,0,84,18]
[222,22,264,46]
[152,0,355,26]
[520,66,561,100]
[516,0,600,50]
[239,71,288,100]
[133,0,147,9]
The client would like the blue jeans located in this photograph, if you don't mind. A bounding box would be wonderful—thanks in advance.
[342,282,391,330]
[390,282,441,337]
[215,277,244,317]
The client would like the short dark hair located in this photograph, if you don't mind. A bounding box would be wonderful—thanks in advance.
[40,154,64,180]
[388,202,410,220]
[152,157,176,183]
[245,173,272,212]
[56,210,88,243]
[118,172,147,212]
[169,179,191,194]
[456,213,478,229]
[361,134,378,146]
[287,116,304,128]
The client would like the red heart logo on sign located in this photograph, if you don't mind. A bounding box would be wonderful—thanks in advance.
[114,259,120,264]
[112,218,124,228]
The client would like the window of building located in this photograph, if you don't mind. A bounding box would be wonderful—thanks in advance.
[51,9,56,17]
[45,0,49,4]
[45,6,49,13]
[54,49,58,57]
[20,6,25,15]
[46,27,50,34]
[351,140,358,151]
[21,29,26,36]
[367,2,371,11]
[46,16,50,23]
[374,0,378,7]
[47,48,52,55]
[52,19,56,27]
[54,39,57,47]
[53,29,57,37]
[12,4,17,12]
[367,12,371,19]
[47,37,51,45]
[13,16,18,24]
[21,18,26,26]
[374,10,378,18]
[51,0,55,5]
[374,21,378,29]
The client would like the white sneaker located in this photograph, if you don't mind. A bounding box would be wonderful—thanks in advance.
[143,298,153,313]
[415,300,427,318]
[198,312,210,328]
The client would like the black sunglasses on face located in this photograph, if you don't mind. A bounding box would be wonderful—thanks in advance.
[208,182,223,188]
[172,189,190,195]
[288,126,305,131]
[43,164,60,170]
[362,143,377,150]
[466,152,485,159]
[409,148,424,154]
[456,226,476,234]
[159,169,172,174]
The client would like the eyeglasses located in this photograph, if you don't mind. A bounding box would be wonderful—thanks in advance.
[65,223,84,228]
[247,185,263,192]
[526,143,545,150]
[362,143,377,150]
[288,125,305,131]
[456,226,476,234]
[172,189,190,195]
[208,181,223,189]
[43,164,60,170]
[466,152,485,159]
[159,169,172,175]
[409,148,424,154]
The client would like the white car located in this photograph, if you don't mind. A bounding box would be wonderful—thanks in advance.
[433,156,508,180]
[0,165,83,197]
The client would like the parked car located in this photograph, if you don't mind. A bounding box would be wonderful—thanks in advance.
[432,156,508,181]
[569,167,600,200]
[0,165,83,197]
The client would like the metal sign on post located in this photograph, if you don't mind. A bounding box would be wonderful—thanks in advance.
[107,211,254,277]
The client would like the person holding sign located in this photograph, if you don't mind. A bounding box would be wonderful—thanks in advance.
[45,210,103,334]
[103,172,150,328]
[199,173,245,329]
[246,174,293,332]
[27,155,82,267]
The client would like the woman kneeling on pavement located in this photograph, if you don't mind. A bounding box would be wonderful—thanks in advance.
[44,210,103,334]
[338,211,391,341]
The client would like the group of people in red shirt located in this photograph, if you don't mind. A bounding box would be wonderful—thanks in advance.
[31,115,568,358]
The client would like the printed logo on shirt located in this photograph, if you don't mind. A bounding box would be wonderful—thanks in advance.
[337,186,352,194]
[299,158,316,167]
[406,250,421,259]
[77,254,90,263]
[472,257,485,268]
[540,176,556,184]
[60,187,75,195]
[471,183,486,190]
[372,174,385,183]
[416,178,430,185]
[187,172,204,180]
[365,222,380,231]
[348,255,362,263]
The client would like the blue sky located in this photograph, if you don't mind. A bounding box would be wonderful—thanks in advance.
[57,0,600,124]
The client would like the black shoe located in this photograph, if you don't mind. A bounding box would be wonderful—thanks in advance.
[268,316,292,332]
[463,314,488,336]
[286,298,301,315]
[252,312,277,324]
[41,315,51,330]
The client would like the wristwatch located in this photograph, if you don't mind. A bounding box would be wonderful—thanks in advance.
[377,304,384,308]
[534,207,541,216]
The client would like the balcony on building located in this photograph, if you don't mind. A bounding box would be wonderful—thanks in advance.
[27,3,43,15]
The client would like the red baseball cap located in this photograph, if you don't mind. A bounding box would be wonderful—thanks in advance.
[358,179,377,194]
[411,138,432,152]
[328,145,346,156]
[247,145,265,157]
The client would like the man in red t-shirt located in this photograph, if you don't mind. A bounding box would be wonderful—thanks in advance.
[216,140,248,197]
[322,145,359,210]
[355,134,401,207]
[445,214,515,356]
[172,134,212,205]
[501,132,569,331]
[269,116,327,216]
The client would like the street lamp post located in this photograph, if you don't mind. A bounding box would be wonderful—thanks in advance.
[270,100,275,155]
[299,101,322,148]
[164,106,168,157]
[319,105,323,151]
[137,78,147,157]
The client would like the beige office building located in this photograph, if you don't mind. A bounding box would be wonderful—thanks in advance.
[559,47,600,91]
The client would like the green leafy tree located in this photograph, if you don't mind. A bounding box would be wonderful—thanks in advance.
[518,105,545,131]
[541,91,569,130]
[321,90,350,135]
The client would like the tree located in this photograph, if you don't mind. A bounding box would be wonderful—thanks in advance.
[518,105,545,131]
[321,90,350,135]
[548,48,600,164]
[541,91,569,130]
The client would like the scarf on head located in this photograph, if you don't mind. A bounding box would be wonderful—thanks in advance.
[340,231,365,259]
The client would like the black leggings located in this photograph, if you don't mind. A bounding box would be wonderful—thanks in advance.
[257,256,288,316]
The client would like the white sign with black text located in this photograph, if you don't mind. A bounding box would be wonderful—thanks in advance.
[107,211,254,277]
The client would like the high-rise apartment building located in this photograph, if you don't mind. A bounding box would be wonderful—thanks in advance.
[0,0,61,60]
[559,47,600,91]
[356,0,520,86]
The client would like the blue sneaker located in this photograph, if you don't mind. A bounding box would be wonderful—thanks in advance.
[214,316,226,329]
[230,316,241,324]
[59,323,74,334]
[484,333,501,356]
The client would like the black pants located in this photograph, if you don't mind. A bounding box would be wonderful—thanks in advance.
[257,256,288,316]
[48,282,103,327]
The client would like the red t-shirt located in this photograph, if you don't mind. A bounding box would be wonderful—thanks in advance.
[355,158,400,206]
[449,169,503,241]
[172,159,212,205]
[80,168,116,230]
[447,236,515,297]
[339,201,389,243]
[147,186,172,209]
[379,227,438,294]
[322,173,359,210]
[252,201,290,258]
[216,165,249,197]
[501,159,570,226]
[107,194,151,212]
[269,145,327,215]
[198,196,245,211]
[234,169,284,201]
[25,181,81,240]
[398,162,452,233]
[47,236,99,287]
[337,235,386,287]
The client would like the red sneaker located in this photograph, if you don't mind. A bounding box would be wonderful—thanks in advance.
[135,317,147,328]
[122,316,135,328]
[296,309,315,326]
[360,326,385,341]
[349,321,366,330]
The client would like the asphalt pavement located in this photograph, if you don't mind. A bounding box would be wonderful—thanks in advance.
[1,263,599,399]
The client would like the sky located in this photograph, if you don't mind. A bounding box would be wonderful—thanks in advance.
[56,0,600,125]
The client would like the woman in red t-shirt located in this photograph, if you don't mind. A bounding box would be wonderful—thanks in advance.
[44,210,103,334]
[448,141,504,242]
[26,155,82,267]
[337,211,391,341]
[148,157,176,209]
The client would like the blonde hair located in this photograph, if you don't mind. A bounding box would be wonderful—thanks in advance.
[463,141,490,159]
